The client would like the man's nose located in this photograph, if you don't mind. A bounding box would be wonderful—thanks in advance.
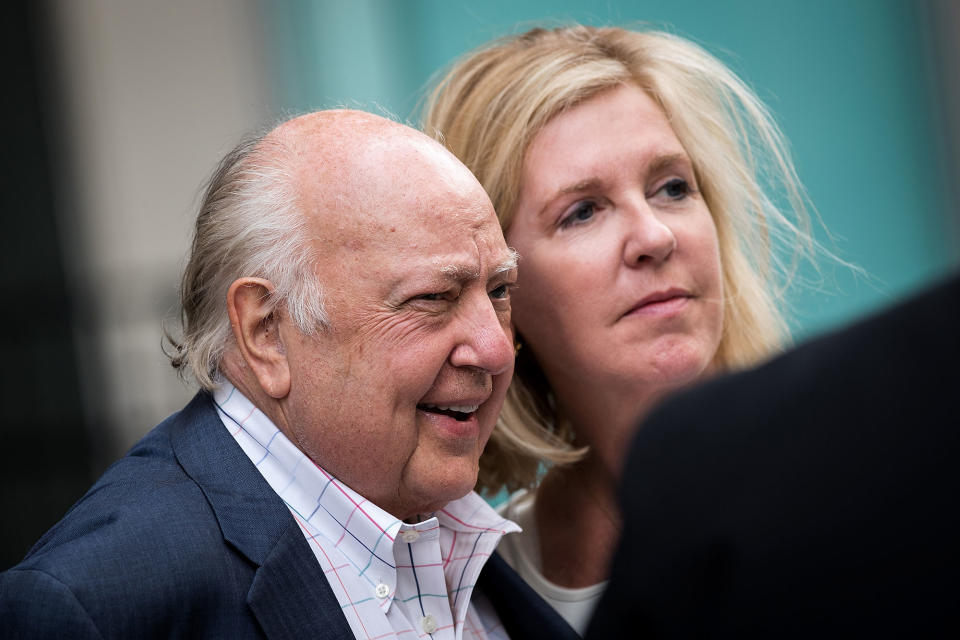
[449,296,514,376]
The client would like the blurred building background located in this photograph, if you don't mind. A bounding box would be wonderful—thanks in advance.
[3,0,958,569]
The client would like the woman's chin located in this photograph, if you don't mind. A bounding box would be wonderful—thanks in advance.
[639,339,718,388]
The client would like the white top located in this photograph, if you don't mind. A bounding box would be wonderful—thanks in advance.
[214,382,520,640]
[496,490,607,636]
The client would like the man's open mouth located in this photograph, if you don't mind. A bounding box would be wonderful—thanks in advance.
[417,403,480,422]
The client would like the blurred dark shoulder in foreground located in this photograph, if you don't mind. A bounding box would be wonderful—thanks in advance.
[588,272,960,638]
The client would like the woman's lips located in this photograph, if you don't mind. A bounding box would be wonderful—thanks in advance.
[623,289,692,318]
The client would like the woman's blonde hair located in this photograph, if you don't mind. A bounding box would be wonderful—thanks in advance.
[422,25,814,493]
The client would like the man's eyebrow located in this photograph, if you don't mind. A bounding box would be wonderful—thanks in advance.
[493,249,519,275]
[439,249,519,281]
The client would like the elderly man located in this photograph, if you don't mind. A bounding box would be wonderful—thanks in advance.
[0,111,575,639]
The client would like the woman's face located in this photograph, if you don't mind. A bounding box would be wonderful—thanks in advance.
[507,83,724,434]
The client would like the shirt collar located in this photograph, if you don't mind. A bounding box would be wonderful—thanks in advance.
[212,381,519,615]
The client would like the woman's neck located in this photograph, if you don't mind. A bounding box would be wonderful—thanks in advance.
[534,453,623,588]
[531,372,687,588]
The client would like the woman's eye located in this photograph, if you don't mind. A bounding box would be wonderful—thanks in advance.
[658,178,691,200]
[560,201,597,228]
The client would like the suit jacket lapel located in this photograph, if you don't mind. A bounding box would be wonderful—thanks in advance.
[478,552,580,640]
[248,524,356,640]
[169,393,355,640]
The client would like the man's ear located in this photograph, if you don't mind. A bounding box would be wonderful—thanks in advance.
[226,277,291,399]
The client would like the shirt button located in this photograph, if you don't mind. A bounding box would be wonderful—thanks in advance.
[421,614,437,634]
[375,583,390,599]
[401,530,420,543]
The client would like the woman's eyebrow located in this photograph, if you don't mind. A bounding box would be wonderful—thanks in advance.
[557,178,603,197]
[647,152,691,176]
[537,178,603,218]
[539,152,691,216]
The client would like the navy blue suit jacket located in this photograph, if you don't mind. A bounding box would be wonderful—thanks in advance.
[0,393,576,639]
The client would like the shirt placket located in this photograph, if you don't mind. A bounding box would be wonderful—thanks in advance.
[396,521,454,639]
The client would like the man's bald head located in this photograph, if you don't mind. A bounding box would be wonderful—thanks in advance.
[264,109,462,180]
[261,110,485,233]
[169,110,495,391]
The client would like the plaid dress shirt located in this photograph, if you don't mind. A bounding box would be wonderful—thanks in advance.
[214,383,519,640]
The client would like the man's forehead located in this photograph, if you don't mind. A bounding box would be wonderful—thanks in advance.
[314,194,498,250]
[299,148,487,239]
[303,158,496,254]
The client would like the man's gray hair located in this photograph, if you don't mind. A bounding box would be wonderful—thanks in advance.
[168,133,327,389]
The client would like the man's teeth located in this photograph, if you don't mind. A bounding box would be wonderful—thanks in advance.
[421,403,479,413]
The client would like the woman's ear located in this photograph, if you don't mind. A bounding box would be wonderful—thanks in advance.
[226,277,291,399]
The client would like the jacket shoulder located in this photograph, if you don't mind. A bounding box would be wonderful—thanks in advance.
[2,394,262,636]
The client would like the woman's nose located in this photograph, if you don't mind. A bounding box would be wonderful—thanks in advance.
[622,196,677,266]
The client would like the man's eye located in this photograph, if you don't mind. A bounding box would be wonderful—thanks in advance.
[489,284,511,300]
[413,285,463,303]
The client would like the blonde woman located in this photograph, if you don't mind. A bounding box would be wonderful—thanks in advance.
[423,25,815,635]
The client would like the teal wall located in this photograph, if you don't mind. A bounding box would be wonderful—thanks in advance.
[263,0,959,338]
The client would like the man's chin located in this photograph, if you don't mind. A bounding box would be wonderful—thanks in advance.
[399,470,479,520]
